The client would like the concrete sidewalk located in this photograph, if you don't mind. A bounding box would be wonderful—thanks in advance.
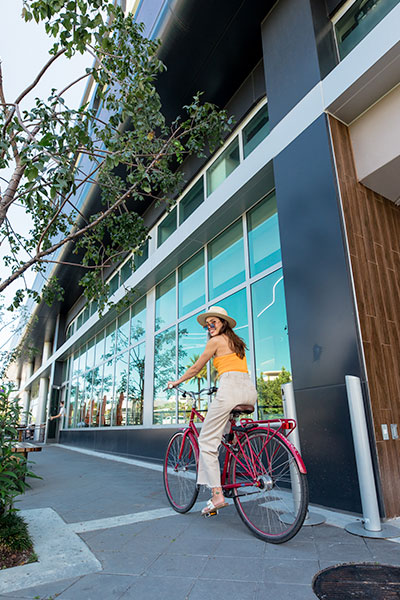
[1,445,399,600]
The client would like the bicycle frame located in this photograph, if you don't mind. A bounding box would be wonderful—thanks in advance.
[176,391,306,494]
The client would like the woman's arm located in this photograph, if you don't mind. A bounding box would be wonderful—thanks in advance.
[168,338,218,387]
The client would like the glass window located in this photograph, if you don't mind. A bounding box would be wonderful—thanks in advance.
[72,351,80,380]
[153,325,176,424]
[66,322,75,340]
[90,299,98,316]
[81,370,93,426]
[83,306,90,323]
[155,272,176,330]
[178,250,205,318]
[214,288,250,384]
[101,360,114,426]
[68,383,77,428]
[104,322,116,360]
[130,296,146,343]
[251,268,292,419]
[247,193,281,277]
[335,0,399,59]
[116,310,130,355]
[91,364,103,428]
[243,105,270,158]
[179,179,204,224]
[108,272,119,297]
[86,337,95,371]
[208,219,245,300]
[120,258,133,284]
[158,207,177,247]
[113,351,129,426]
[127,342,145,425]
[95,330,105,365]
[134,240,149,270]
[77,312,83,330]
[178,313,208,422]
[207,138,240,195]
[77,374,86,427]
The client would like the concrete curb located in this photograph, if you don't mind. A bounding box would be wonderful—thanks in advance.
[0,508,101,595]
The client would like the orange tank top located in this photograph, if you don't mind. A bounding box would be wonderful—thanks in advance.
[213,353,248,376]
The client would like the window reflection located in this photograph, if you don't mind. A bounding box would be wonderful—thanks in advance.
[91,364,103,427]
[117,310,130,355]
[86,338,95,371]
[101,360,114,426]
[130,297,146,343]
[243,105,270,158]
[155,273,176,330]
[153,326,176,424]
[179,179,204,224]
[113,352,129,426]
[158,207,177,246]
[208,219,245,300]
[251,269,291,419]
[104,322,116,361]
[68,383,77,427]
[214,288,250,385]
[178,251,205,318]
[335,0,399,60]
[178,313,208,422]
[207,138,240,195]
[247,193,281,277]
[127,343,145,425]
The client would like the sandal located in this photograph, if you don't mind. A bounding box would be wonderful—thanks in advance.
[201,498,229,516]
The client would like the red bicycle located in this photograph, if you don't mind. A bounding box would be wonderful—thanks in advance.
[163,386,308,543]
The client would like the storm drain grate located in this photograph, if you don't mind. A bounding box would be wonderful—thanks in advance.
[313,563,400,599]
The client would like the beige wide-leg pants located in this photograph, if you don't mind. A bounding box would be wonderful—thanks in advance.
[197,371,257,489]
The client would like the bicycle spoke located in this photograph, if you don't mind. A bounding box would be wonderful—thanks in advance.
[230,430,308,543]
[163,432,199,513]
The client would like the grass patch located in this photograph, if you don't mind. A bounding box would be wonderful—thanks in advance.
[0,512,36,569]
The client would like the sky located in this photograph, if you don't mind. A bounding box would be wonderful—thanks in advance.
[0,1,92,354]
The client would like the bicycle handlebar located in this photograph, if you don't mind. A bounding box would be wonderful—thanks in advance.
[163,385,217,398]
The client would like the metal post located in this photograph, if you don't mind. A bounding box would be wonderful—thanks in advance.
[281,382,325,526]
[345,376,400,538]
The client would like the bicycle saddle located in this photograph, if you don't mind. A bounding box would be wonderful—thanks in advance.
[230,405,254,415]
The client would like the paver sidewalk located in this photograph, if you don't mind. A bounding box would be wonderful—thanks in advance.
[1,445,399,600]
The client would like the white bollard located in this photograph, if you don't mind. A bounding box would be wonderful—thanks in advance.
[345,375,400,538]
[281,382,325,526]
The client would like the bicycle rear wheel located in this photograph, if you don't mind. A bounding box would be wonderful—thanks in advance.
[164,431,199,513]
[230,429,308,543]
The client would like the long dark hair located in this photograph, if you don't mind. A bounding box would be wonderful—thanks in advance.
[219,319,247,359]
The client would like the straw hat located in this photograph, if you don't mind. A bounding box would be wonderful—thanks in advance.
[197,306,236,329]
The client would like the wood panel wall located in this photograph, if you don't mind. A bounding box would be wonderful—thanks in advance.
[329,116,400,518]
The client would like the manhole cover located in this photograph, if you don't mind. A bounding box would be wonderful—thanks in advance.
[313,563,400,599]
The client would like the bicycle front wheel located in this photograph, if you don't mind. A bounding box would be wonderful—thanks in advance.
[163,431,199,513]
[230,429,308,543]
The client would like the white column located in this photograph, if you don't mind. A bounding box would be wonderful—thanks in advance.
[20,361,33,424]
[34,341,52,441]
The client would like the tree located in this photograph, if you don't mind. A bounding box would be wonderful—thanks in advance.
[256,366,292,418]
[0,0,232,317]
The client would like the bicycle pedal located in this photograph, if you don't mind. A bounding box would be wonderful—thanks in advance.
[203,509,218,518]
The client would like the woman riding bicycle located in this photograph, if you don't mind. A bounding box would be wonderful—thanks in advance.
[168,306,257,516]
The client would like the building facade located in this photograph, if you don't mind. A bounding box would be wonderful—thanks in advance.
[11,0,400,518]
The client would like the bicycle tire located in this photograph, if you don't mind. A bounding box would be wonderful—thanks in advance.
[229,429,308,543]
[163,431,199,513]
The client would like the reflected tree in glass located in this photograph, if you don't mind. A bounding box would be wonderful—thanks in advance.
[153,326,178,424]
[114,351,129,426]
[127,343,145,425]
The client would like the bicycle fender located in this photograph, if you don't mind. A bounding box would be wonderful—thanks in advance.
[278,433,307,474]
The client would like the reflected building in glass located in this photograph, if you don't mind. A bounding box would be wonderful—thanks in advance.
[9,0,400,519]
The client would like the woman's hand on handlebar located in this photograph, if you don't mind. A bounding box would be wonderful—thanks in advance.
[166,380,180,389]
